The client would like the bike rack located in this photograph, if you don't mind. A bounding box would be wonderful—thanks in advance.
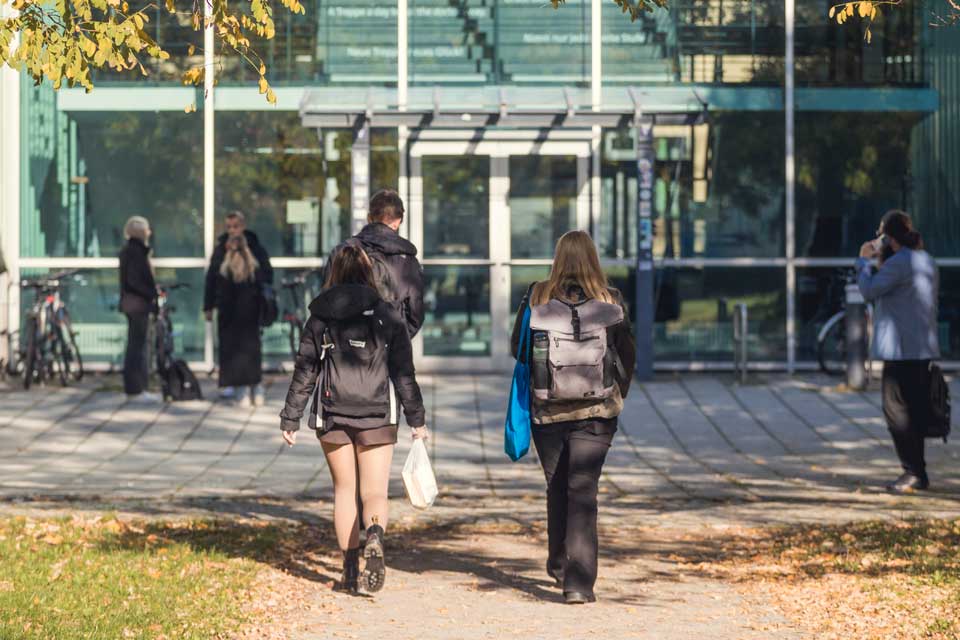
[732,303,749,385]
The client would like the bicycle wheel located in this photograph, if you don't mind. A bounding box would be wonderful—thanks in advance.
[817,312,847,375]
[51,328,70,386]
[155,315,174,373]
[287,319,302,359]
[59,316,84,382]
[22,319,40,390]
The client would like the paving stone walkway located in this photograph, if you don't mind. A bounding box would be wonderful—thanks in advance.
[1,373,959,638]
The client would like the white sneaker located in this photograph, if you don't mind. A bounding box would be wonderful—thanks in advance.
[127,391,162,403]
[238,392,252,408]
[219,386,236,400]
[252,384,265,407]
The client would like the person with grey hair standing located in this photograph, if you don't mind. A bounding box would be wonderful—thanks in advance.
[119,216,159,401]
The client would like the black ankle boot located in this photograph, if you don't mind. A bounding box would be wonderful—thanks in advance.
[362,524,386,593]
[336,548,360,593]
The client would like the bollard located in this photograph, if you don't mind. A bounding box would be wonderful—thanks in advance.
[844,283,868,390]
[732,303,748,385]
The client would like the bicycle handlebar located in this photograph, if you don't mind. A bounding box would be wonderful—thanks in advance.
[157,283,190,292]
[21,268,82,290]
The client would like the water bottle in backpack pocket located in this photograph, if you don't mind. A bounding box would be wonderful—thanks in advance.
[529,298,624,402]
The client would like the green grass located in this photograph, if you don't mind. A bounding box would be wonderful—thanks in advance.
[0,515,300,640]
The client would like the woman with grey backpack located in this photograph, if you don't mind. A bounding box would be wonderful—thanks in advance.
[857,210,941,494]
[510,230,636,604]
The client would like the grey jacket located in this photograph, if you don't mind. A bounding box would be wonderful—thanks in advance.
[856,249,940,362]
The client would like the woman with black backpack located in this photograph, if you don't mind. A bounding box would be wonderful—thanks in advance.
[511,230,636,605]
[280,243,428,595]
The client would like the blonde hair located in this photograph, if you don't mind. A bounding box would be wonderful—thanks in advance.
[220,234,259,283]
[530,230,613,306]
[124,216,150,241]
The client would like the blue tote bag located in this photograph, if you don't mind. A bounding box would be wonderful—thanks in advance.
[505,303,532,461]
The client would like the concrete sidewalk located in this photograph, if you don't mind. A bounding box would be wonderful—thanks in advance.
[1,373,958,639]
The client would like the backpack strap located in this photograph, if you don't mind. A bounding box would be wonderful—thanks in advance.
[313,324,335,431]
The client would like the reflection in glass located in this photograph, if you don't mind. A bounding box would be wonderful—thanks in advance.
[18,268,205,364]
[216,113,399,258]
[422,266,491,357]
[423,157,489,258]
[795,1,923,86]
[219,0,398,85]
[599,115,785,260]
[795,112,927,257]
[261,268,326,358]
[938,268,960,360]
[510,156,578,259]
[20,97,203,258]
[619,267,787,362]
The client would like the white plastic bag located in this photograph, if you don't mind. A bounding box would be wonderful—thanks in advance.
[401,438,438,509]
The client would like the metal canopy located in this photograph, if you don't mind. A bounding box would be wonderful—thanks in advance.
[299,86,708,129]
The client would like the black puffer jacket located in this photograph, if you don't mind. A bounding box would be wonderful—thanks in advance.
[118,237,156,314]
[280,284,425,431]
[324,223,425,338]
[203,230,274,312]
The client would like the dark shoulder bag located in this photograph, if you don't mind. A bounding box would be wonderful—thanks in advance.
[926,363,951,442]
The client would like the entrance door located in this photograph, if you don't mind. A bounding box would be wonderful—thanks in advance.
[409,138,592,371]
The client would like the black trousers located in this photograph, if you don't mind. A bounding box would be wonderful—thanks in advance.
[532,420,614,596]
[123,312,150,395]
[882,360,931,480]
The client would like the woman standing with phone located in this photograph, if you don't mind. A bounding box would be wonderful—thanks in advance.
[857,210,940,494]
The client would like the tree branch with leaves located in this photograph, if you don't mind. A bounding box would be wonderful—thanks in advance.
[0,0,303,102]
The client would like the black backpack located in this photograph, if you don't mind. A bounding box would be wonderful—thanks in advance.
[927,363,951,441]
[162,359,203,402]
[313,312,396,424]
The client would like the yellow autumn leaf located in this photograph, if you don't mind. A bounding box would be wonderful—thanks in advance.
[258,75,268,94]
[266,88,276,104]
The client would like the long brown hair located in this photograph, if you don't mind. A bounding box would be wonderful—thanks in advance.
[880,209,924,251]
[531,230,613,306]
[324,243,379,289]
[220,234,259,283]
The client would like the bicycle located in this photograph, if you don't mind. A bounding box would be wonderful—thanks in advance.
[19,270,85,389]
[816,268,873,375]
[280,271,315,359]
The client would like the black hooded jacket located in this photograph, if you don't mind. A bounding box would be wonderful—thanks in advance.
[203,229,274,312]
[280,284,425,431]
[325,223,425,338]
[118,237,157,314]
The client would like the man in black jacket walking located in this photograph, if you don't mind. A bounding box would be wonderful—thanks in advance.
[325,190,425,338]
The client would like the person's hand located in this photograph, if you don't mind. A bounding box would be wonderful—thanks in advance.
[859,240,878,259]
[411,426,430,441]
[282,430,297,447]
[204,310,213,322]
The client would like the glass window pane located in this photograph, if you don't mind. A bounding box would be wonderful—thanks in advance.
[422,156,489,259]
[605,1,785,86]
[219,0,397,85]
[495,0,590,85]
[510,156,578,259]
[20,94,203,258]
[799,266,960,362]
[796,112,927,258]
[938,267,960,361]
[611,267,786,362]
[260,268,326,358]
[509,266,551,313]
[216,112,399,258]
[18,268,205,365]
[599,115,785,260]
[422,265,491,356]
[796,1,923,86]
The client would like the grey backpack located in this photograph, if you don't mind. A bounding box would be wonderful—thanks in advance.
[529,298,624,402]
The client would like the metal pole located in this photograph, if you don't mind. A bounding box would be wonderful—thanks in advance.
[203,0,215,371]
[397,0,407,109]
[591,0,601,111]
[0,7,21,365]
[845,284,868,390]
[634,115,655,381]
[784,0,796,374]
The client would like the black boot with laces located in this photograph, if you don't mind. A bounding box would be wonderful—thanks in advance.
[335,548,360,594]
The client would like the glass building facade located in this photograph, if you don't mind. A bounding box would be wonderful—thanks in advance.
[0,0,958,371]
